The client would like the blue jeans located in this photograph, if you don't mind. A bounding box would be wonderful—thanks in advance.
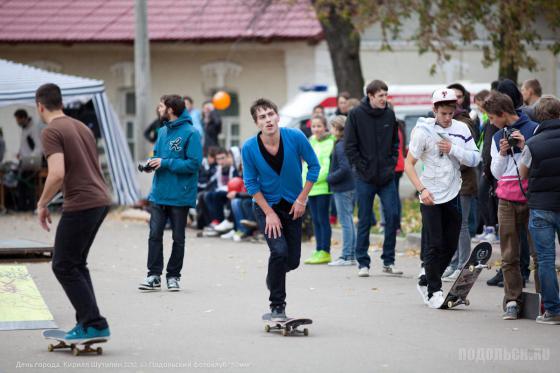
[231,198,255,234]
[148,203,188,278]
[204,190,228,222]
[333,191,356,260]
[529,209,560,315]
[308,194,332,253]
[355,178,399,268]
[254,204,302,309]
[449,195,472,270]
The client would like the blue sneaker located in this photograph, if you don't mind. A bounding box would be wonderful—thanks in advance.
[65,326,111,340]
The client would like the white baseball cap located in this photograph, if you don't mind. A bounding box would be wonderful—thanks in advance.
[432,88,457,104]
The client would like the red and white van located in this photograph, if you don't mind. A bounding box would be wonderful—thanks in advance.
[279,83,490,142]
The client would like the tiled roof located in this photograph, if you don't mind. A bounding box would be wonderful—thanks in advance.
[0,0,322,43]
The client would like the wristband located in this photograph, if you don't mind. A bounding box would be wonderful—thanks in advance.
[295,199,306,207]
[419,187,426,194]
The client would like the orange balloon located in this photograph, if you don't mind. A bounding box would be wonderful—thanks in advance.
[212,91,231,110]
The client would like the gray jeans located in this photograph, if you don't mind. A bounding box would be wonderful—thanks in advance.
[449,195,472,270]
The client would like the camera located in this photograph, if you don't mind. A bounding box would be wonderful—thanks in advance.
[503,127,519,148]
[138,160,155,173]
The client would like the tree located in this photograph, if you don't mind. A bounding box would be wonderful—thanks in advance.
[310,0,411,98]
[411,0,560,83]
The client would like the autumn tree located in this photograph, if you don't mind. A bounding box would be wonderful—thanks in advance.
[411,0,560,83]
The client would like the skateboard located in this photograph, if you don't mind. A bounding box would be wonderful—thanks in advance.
[262,313,312,336]
[440,242,492,309]
[43,329,108,356]
[520,291,542,320]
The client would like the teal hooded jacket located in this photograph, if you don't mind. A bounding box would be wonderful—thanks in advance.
[148,110,203,207]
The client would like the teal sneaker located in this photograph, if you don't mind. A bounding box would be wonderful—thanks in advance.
[65,326,111,340]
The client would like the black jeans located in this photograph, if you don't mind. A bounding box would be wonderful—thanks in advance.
[253,203,302,309]
[420,196,462,296]
[478,176,498,228]
[148,203,188,278]
[52,206,109,330]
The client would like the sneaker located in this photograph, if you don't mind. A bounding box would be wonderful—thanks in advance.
[65,325,111,340]
[382,264,403,275]
[487,269,503,286]
[484,232,499,244]
[472,227,488,243]
[233,231,248,242]
[167,277,180,292]
[220,229,236,239]
[271,306,287,321]
[502,301,519,320]
[417,283,429,305]
[358,267,370,277]
[418,267,425,279]
[328,258,356,266]
[304,250,331,264]
[536,311,560,325]
[428,290,445,309]
[442,269,461,282]
[214,219,234,233]
[209,219,220,227]
[139,275,161,291]
[240,219,258,229]
[441,266,455,279]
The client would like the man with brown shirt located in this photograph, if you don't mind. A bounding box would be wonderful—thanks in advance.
[36,83,111,341]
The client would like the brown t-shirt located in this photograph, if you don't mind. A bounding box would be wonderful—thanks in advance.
[41,116,111,211]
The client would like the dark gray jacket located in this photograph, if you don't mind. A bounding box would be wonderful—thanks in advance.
[327,139,355,193]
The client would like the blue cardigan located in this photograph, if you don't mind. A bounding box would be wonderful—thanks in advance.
[242,127,320,205]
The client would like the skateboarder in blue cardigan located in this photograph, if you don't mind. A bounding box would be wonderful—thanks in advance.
[242,98,320,321]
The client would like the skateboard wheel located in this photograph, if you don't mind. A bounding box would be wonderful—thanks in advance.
[264,325,271,333]
[282,329,288,337]
[464,299,470,306]
[468,265,475,272]
[96,347,103,355]
[72,348,80,356]
[447,301,453,308]
[47,344,54,352]
[303,328,309,336]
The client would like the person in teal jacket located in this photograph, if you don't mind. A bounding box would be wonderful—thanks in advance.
[139,95,202,292]
[303,115,336,264]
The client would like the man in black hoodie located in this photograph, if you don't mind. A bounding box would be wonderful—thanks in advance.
[345,80,401,277]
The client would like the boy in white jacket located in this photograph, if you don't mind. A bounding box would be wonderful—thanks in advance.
[405,89,481,308]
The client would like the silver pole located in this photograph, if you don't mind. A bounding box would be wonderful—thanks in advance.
[134,0,151,161]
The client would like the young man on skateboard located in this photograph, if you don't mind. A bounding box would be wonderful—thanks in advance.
[36,83,111,340]
[404,88,481,308]
[242,98,320,321]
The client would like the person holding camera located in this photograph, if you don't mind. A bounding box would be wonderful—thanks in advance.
[483,92,539,320]
[138,95,202,292]
[518,95,560,324]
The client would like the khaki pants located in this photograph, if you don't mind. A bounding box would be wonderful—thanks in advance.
[498,200,540,308]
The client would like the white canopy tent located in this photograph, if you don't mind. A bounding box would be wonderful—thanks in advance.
[0,59,140,205]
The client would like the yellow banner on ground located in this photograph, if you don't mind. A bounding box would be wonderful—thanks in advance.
[0,265,55,329]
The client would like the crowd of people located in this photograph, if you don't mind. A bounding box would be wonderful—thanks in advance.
[32,76,560,342]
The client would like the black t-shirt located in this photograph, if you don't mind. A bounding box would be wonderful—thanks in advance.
[257,132,291,212]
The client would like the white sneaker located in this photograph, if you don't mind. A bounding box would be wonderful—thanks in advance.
[328,258,355,266]
[472,227,488,243]
[233,231,248,242]
[358,267,370,277]
[428,291,445,309]
[220,229,236,239]
[483,232,499,244]
[214,220,234,233]
[442,269,461,282]
[416,283,429,305]
[382,264,403,275]
[441,266,455,279]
